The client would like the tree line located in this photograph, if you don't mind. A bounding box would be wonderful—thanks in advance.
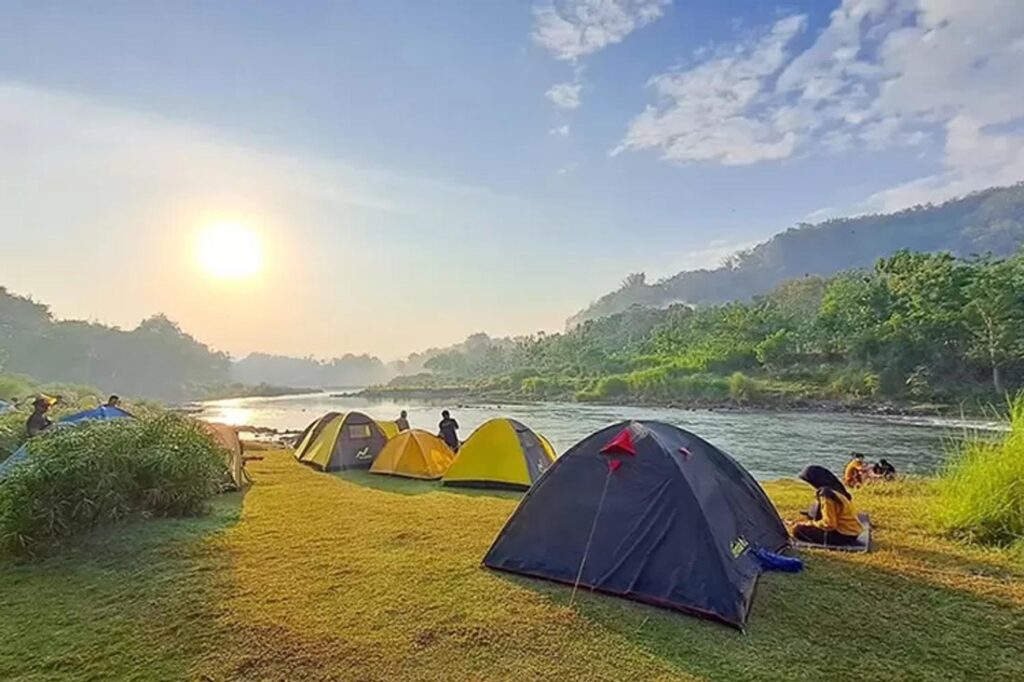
[392,249,1024,407]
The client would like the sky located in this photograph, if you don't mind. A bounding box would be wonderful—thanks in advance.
[2,0,1023,360]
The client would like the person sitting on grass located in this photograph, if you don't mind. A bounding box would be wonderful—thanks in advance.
[870,458,896,481]
[438,410,460,451]
[26,397,53,438]
[106,394,121,408]
[790,465,863,546]
[844,451,868,488]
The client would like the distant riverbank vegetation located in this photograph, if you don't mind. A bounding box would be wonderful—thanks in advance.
[368,250,1024,412]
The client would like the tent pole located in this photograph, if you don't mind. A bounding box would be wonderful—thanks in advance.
[569,466,613,608]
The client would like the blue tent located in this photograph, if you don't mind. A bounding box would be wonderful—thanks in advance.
[0,405,132,480]
[483,421,789,629]
[59,405,132,424]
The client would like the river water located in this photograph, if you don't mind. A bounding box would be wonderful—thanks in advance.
[194,392,999,480]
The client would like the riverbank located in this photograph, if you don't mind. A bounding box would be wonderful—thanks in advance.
[2,450,1021,680]
[359,383,968,418]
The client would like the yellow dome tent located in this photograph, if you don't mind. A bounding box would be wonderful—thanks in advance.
[294,411,389,471]
[370,429,455,480]
[376,419,401,440]
[442,418,556,490]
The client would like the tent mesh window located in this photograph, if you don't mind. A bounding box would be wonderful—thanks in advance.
[347,424,372,439]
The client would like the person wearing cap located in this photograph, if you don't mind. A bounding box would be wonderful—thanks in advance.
[26,397,53,438]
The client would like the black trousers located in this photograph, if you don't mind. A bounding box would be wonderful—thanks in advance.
[792,525,861,546]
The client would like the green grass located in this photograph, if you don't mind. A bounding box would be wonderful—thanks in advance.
[2,452,1023,681]
[935,395,1024,548]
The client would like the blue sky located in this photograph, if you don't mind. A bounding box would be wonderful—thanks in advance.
[2,0,1023,358]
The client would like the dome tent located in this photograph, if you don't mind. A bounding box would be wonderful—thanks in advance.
[370,429,455,480]
[295,411,389,471]
[483,421,788,629]
[442,418,555,490]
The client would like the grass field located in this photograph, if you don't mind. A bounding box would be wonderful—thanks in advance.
[2,450,1022,681]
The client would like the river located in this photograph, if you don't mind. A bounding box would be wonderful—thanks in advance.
[193,392,1000,480]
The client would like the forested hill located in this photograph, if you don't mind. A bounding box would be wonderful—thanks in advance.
[233,352,392,388]
[0,287,231,401]
[570,184,1024,325]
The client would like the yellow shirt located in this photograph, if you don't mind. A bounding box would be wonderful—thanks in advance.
[806,493,862,536]
[844,459,866,488]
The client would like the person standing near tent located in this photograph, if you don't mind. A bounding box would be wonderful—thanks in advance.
[790,465,862,546]
[396,410,410,432]
[26,397,53,438]
[438,410,460,451]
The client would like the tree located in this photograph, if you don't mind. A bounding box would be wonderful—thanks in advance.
[963,255,1024,394]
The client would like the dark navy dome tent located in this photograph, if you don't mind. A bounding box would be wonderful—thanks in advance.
[483,420,789,629]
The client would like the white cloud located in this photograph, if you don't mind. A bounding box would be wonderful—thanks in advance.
[545,81,582,110]
[533,0,671,61]
[535,1,671,118]
[549,124,571,137]
[614,14,806,164]
[617,0,1024,206]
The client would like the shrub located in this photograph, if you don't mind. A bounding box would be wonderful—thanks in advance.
[728,372,760,403]
[0,410,26,461]
[595,375,630,398]
[934,394,1024,547]
[0,414,225,556]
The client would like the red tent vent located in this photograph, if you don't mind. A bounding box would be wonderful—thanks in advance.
[601,428,636,456]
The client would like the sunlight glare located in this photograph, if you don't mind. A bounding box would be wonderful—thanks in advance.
[196,222,264,280]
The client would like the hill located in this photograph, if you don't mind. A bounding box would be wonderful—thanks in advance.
[0,287,231,401]
[570,184,1024,325]
[232,352,392,389]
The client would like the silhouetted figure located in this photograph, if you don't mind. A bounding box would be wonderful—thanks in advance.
[106,395,121,408]
[26,397,53,438]
[872,458,896,480]
[438,410,459,451]
[396,410,410,432]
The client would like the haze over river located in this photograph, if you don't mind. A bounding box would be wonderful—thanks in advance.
[195,393,1000,480]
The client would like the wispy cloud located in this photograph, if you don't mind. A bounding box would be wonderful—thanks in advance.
[532,0,671,61]
[534,1,671,122]
[545,81,582,110]
[549,124,571,137]
[616,0,1024,207]
[614,14,806,164]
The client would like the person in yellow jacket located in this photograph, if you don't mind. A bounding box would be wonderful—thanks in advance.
[791,465,863,546]
[844,452,868,488]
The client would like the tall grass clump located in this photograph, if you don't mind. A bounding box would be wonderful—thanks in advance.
[0,414,226,556]
[934,394,1024,548]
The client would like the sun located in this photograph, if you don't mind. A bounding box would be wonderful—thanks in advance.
[195,222,264,280]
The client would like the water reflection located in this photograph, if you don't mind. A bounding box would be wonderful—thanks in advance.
[193,393,998,480]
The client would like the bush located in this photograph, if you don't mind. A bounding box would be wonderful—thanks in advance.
[0,414,226,556]
[595,375,630,398]
[728,372,760,403]
[0,410,26,461]
[934,394,1024,547]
